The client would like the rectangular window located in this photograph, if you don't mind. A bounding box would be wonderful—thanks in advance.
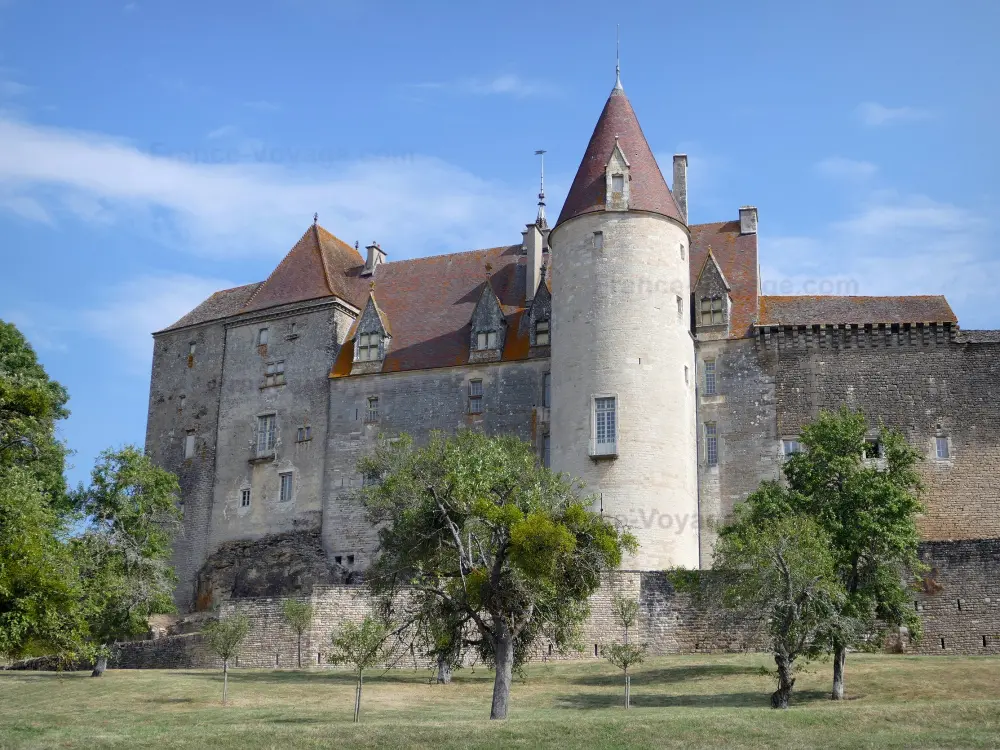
[594,397,617,455]
[864,439,881,459]
[593,231,603,250]
[346,554,355,566]
[258,328,268,346]
[476,331,498,350]
[705,423,718,466]
[676,296,684,321]
[279,472,293,502]
[936,436,950,459]
[240,488,251,508]
[535,320,550,346]
[543,372,551,408]
[700,297,724,325]
[257,414,276,455]
[357,332,381,361]
[611,173,624,194]
[184,432,196,459]
[367,396,379,423]
[543,433,551,468]
[188,342,197,356]
[264,360,285,387]
[469,379,483,414]
[296,426,312,442]
[704,360,717,395]
[782,439,802,457]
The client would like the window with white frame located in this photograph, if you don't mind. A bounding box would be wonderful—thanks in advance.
[264,360,285,387]
[356,332,381,361]
[469,379,483,414]
[700,297,724,325]
[936,436,950,460]
[257,414,276,455]
[611,173,625,195]
[366,396,379,422]
[279,472,293,502]
[704,359,717,395]
[476,331,498,350]
[535,319,550,346]
[782,439,802,457]
[184,432,196,459]
[594,397,617,455]
[705,422,719,466]
[240,488,251,507]
[258,328,268,346]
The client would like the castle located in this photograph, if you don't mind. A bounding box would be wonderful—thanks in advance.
[145,73,1000,629]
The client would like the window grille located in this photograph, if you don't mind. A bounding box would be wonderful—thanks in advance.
[594,397,617,455]
[706,423,719,466]
[257,414,276,455]
[279,472,293,502]
[704,360,717,395]
[367,396,379,422]
[357,332,381,361]
[535,320,550,346]
[469,380,483,414]
[240,489,251,507]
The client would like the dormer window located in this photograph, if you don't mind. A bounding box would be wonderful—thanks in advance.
[611,174,624,195]
[700,297,724,326]
[357,333,382,361]
[535,320,550,346]
[476,331,498,350]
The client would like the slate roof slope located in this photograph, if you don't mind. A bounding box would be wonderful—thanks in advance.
[158,282,262,332]
[331,245,531,375]
[556,84,683,227]
[689,221,759,339]
[758,295,958,327]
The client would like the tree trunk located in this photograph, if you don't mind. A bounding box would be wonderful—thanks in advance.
[353,671,363,723]
[90,654,107,678]
[297,635,302,669]
[771,653,795,709]
[624,668,630,709]
[831,643,847,700]
[436,654,453,684]
[489,630,515,720]
[222,658,229,706]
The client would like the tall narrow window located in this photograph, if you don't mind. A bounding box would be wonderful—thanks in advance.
[357,333,381,361]
[264,360,285,387]
[704,360,717,396]
[543,434,551,468]
[611,174,624,194]
[279,472,293,502]
[258,328,269,346]
[543,372,551,408]
[594,397,617,455]
[705,423,719,466]
[469,379,483,414]
[535,320,550,346]
[366,396,379,423]
[935,436,950,459]
[676,296,684,321]
[700,297,724,325]
[188,342,197,356]
[257,414,276,455]
[240,488,251,508]
[184,432,196,459]
[593,231,603,250]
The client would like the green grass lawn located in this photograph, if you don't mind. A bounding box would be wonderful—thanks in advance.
[1,654,998,749]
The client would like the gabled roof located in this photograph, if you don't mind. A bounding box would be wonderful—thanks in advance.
[556,85,683,228]
[758,296,958,327]
[362,292,393,337]
[244,224,368,312]
[689,221,759,338]
[694,249,732,292]
[158,282,262,333]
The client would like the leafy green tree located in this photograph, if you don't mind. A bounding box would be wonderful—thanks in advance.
[742,407,924,700]
[328,615,398,723]
[281,599,314,668]
[601,595,646,709]
[0,320,71,510]
[203,614,252,706]
[709,511,846,709]
[0,467,87,661]
[361,431,635,720]
[72,446,182,676]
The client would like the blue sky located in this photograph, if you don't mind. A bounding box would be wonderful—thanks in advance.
[1,0,997,486]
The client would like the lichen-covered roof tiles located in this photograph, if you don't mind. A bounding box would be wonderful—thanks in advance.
[158,282,262,332]
[689,221,759,338]
[758,295,958,327]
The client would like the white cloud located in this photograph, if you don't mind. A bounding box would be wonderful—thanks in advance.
[856,102,931,127]
[815,156,878,180]
[0,116,529,260]
[412,75,553,98]
[206,124,239,140]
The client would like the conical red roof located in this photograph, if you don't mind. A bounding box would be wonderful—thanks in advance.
[555,84,683,227]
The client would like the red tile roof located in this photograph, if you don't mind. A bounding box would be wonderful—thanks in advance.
[758,296,958,327]
[556,85,683,228]
[158,282,262,332]
[689,221,759,338]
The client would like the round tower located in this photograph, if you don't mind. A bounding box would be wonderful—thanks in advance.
[548,77,698,570]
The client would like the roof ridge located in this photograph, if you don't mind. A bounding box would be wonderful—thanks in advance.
[242,227,315,310]
[312,223,337,297]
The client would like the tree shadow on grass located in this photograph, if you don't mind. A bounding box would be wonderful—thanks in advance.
[177,669,490,687]
[146,697,195,704]
[570,664,766,687]
[553,689,830,710]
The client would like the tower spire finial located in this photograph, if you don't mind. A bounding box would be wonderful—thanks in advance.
[614,24,622,90]
[534,149,548,229]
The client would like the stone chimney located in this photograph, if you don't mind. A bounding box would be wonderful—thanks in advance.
[522,223,545,301]
[361,241,387,276]
[673,154,688,224]
[739,206,758,235]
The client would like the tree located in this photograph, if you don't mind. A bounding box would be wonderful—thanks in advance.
[203,614,251,706]
[72,446,182,676]
[708,510,846,709]
[601,595,646,709]
[745,407,924,700]
[0,320,71,510]
[282,599,314,668]
[328,615,398,723]
[361,431,635,720]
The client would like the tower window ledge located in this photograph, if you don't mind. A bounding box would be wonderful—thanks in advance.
[249,452,275,465]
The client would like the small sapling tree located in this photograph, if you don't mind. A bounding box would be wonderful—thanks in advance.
[328,615,397,723]
[203,614,251,706]
[282,599,314,668]
[601,595,646,709]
